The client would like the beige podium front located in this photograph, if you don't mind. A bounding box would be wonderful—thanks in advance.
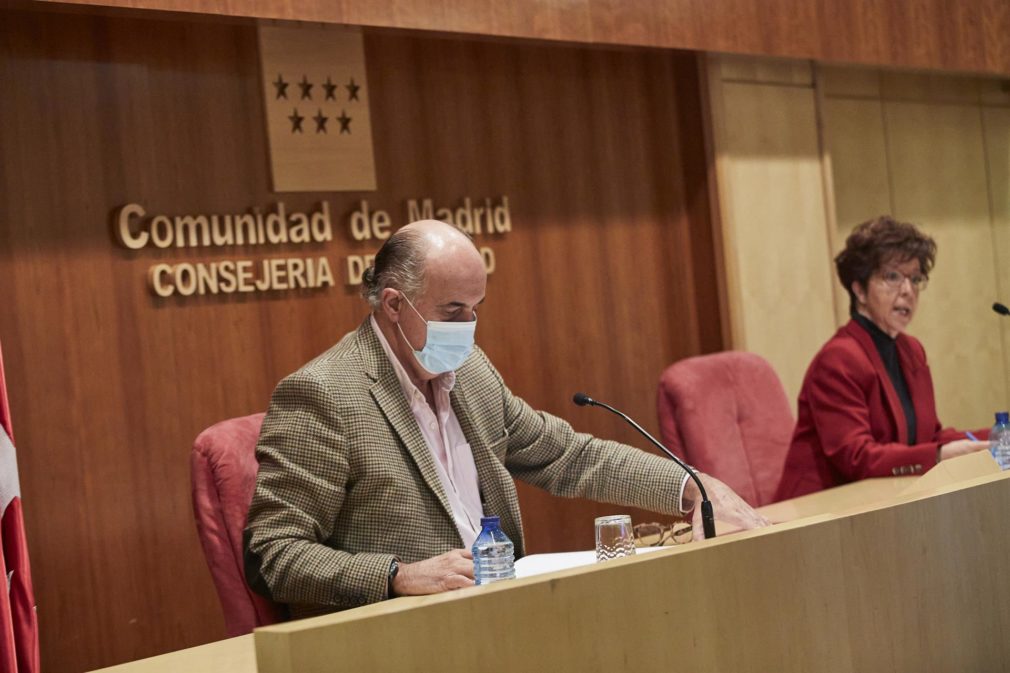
[94,456,1010,673]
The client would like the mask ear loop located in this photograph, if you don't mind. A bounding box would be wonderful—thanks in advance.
[395,322,420,352]
[398,292,427,325]
[395,291,425,352]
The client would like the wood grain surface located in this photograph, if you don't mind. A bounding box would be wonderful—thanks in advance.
[25,0,1010,75]
[0,6,719,671]
[706,56,839,407]
[253,473,1010,673]
[820,65,1010,430]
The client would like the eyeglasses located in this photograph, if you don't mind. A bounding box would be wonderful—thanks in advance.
[878,269,928,292]
[632,521,693,547]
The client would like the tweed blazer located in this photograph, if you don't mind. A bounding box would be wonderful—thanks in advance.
[244,319,688,616]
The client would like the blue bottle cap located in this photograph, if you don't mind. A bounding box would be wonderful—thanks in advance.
[480,516,500,527]
[997,411,1009,424]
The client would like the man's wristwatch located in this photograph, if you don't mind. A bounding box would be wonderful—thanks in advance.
[387,558,400,596]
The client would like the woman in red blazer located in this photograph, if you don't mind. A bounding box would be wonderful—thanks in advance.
[775,216,991,501]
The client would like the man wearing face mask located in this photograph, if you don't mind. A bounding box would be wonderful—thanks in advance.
[244,220,768,618]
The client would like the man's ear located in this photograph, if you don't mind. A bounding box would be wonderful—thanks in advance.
[379,288,402,322]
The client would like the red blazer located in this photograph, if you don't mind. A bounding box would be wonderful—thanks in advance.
[774,320,983,501]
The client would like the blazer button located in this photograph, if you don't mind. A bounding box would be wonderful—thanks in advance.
[892,467,900,476]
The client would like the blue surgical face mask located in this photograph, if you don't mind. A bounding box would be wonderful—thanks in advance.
[396,294,477,375]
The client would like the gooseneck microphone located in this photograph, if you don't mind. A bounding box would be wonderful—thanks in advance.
[995,302,1010,317]
[573,392,717,539]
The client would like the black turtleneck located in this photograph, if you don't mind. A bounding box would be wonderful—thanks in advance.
[852,312,917,444]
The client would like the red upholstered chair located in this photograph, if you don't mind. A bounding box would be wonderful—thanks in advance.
[657,352,794,507]
[191,413,285,636]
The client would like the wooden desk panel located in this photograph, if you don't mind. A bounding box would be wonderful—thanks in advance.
[756,476,911,523]
[93,462,1010,673]
[252,472,1010,673]
[90,636,254,673]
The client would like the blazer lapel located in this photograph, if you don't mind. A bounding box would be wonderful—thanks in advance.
[356,321,457,529]
[450,381,525,556]
[895,335,935,443]
[844,320,909,444]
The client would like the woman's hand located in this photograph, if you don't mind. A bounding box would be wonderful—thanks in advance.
[939,439,990,462]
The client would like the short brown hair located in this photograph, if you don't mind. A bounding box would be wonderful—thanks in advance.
[835,215,937,313]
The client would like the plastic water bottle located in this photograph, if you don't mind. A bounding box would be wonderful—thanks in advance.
[991,412,1010,471]
[472,515,515,585]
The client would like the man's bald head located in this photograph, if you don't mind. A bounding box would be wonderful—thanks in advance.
[361,220,483,309]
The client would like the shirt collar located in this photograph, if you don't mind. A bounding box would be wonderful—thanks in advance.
[852,311,897,354]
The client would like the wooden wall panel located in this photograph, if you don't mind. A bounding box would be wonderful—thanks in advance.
[27,0,1010,75]
[883,102,1005,429]
[711,56,1010,430]
[0,7,719,671]
[707,58,838,409]
[819,96,892,325]
[819,64,1010,430]
[983,108,1010,407]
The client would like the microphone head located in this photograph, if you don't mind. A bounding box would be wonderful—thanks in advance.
[572,392,594,407]
[995,302,1010,317]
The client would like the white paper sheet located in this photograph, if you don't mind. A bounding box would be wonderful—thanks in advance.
[514,545,669,579]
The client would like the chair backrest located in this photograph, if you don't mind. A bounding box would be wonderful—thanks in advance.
[657,352,794,507]
[191,413,284,636]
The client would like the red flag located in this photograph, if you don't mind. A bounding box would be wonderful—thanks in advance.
[0,343,39,673]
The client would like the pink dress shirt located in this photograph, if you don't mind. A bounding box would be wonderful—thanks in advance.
[370,317,485,548]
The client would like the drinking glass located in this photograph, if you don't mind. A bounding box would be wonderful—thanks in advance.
[595,514,636,562]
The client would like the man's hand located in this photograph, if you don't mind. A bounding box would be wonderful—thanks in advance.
[684,473,771,539]
[390,549,474,596]
[939,439,990,462]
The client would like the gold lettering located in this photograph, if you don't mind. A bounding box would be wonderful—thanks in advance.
[211,215,234,246]
[148,264,174,297]
[175,263,198,296]
[197,263,218,294]
[115,204,148,250]
[288,213,310,243]
[346,255,365,285]
[288,257,307,288]
[373,210,391,240]
[218,260,237,293]
[237,260,254,292]
[150,216,174,249]
[479,247,496,275]
[349,201,372,241]
[234,214,256,245]
[407,198,435,222]
[311,202,332,242]
[471,206,484,235]
[254,259,271,292]
[255,210,265,245]
[270,258,288,290]
[455,198,473,234]
[175,215,211,248]
[265,204,288,244]
[494,196,512,233]
[316,256,334,287]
